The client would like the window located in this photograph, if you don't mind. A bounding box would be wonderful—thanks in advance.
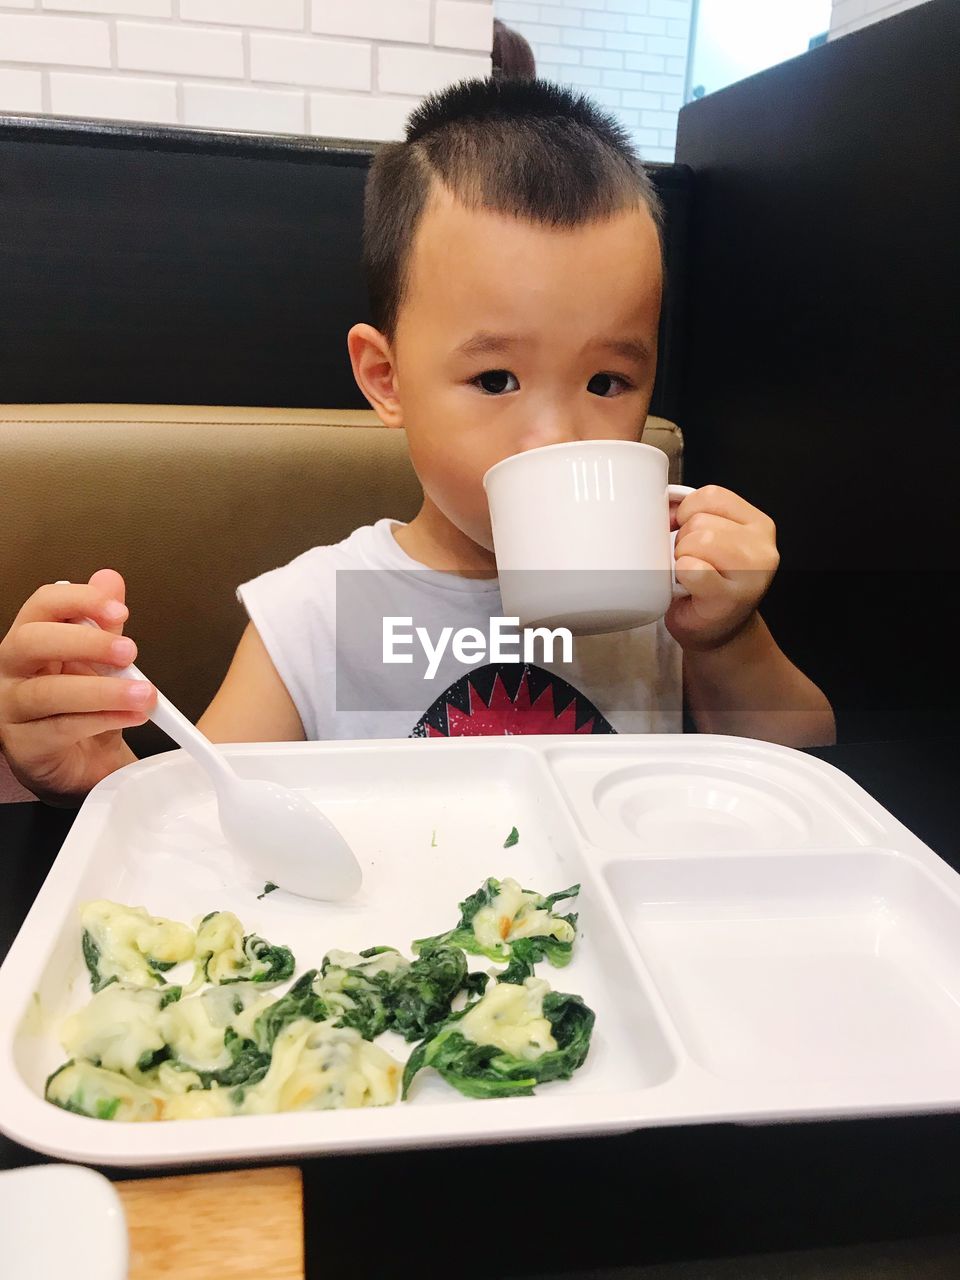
[686,0,831,103]
[494,1,835,163]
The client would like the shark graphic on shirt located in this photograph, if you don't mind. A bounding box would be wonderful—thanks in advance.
[410,662,616,738]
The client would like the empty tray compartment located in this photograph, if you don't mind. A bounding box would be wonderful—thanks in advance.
[606,851,960,1086]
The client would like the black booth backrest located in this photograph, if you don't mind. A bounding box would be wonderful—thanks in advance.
[0,116,690,422]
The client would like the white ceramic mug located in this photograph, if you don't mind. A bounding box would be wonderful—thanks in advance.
[483,439,695,636]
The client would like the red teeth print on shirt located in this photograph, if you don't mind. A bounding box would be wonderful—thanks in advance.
[410,663,616,738]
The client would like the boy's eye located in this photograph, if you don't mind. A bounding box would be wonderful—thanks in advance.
[587,373,631,397]
[474,370,519,395]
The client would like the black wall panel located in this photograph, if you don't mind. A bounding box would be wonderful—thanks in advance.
[0,118,689,420]
[0,123,372,409]
[675,0,959,740]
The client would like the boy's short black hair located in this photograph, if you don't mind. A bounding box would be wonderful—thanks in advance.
[363,76,663,338]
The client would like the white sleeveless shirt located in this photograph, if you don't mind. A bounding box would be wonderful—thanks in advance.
[237,519,682,741]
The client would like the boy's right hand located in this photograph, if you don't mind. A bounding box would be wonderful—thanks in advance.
[0,569,156,804]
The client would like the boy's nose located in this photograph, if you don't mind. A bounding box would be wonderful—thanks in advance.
[517,414,582,451]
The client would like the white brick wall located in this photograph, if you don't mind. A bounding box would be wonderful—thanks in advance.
[829,0,931,39]
[249,33,370,90]
[497,0,692,162]
[0,0,492,141]
[51,68,176,120]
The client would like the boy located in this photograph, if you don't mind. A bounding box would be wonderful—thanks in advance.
[0,78,834,805]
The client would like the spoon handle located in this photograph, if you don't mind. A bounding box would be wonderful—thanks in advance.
[133,676,234,790]
[57,585,235,790]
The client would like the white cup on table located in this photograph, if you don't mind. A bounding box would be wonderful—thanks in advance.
[483,439,695,636]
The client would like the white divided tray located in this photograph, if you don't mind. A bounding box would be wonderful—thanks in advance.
[2,734,959,1168]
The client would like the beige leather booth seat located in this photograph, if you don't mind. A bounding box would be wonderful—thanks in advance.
[0,404,683,787]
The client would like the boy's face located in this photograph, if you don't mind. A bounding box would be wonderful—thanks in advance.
[372,186,663,553]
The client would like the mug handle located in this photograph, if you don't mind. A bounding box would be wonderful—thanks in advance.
[668,484,697,599]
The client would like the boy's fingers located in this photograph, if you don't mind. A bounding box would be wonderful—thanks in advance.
[3,621,137,677]
[674,557,736,613]
[6,673,155,723]
[18,709,151,750]
[675,555,723,583]
[88,568,125,600]
[674,558,763,632]
[87,569,127,636]
[675,520,777,574]
[675,485,766,527]
[14,582,129,632]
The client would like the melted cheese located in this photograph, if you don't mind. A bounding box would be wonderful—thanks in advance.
[80,900,194,988]
[61,984,168,1076]
[46,1060,162,1122]
[240,1018,400,1113]
[318,951,407,1026]
[471,879,575,953]
[316,972,357,1020]
[324,949,409,981]
[458,977,557,1060]
[193,911,248,986]
[155,984,276,1077]
[57,907,409,1123]
[150,1061,203,1095]
[158,992,233,1073]
[200,982,275,1041]
[160,1085,235,1121]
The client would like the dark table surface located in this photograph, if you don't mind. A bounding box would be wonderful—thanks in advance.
[3,737,960,1280]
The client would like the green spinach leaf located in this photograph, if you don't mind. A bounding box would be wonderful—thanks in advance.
[194,1027,270,1089]
[317,952,395,1041]
[402,984,595,1100]
[218,934,295,985]
[81,930,117,994]
[385,944,483,1043]
[252,970,328,1052]
[413,877,580,965]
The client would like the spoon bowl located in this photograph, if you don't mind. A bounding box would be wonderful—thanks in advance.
[135,685,363,902]
[65,597,362,901]
[214,776,362,902]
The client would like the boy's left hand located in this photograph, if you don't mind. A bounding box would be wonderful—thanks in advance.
[666,485,779,651]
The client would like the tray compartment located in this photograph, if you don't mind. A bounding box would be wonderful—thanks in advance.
[606,849,960,1085]
[5,742,678,1164]
[594,761,813,851]
[546,738,887,853]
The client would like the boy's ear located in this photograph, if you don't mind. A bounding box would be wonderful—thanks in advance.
[347,323,403,428]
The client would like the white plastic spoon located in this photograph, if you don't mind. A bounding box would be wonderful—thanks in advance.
[61,591,362,901]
